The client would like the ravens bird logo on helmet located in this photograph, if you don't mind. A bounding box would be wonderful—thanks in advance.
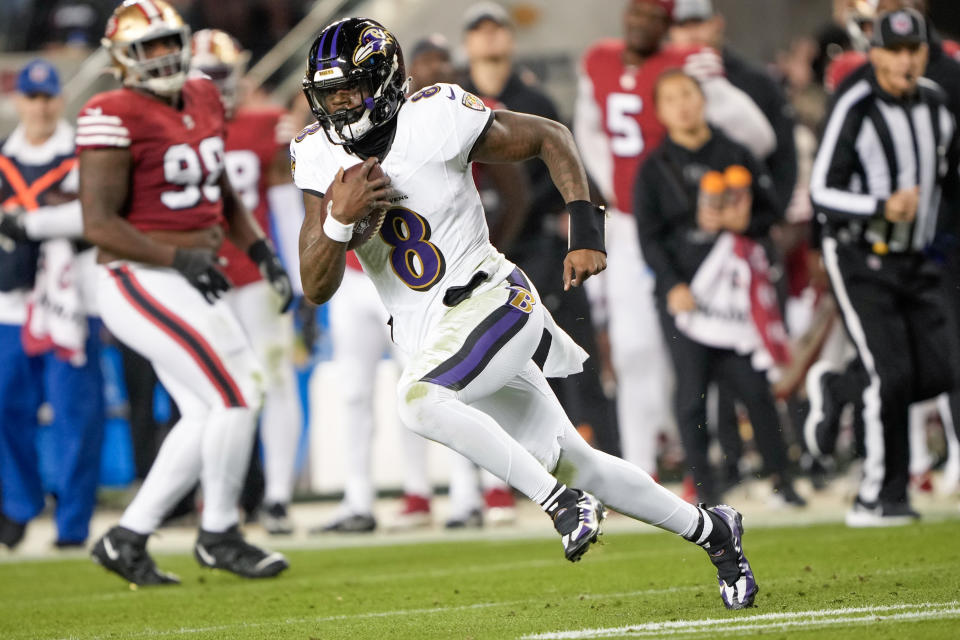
[302,18,408,146]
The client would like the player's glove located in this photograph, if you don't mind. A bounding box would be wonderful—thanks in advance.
[248,238,293,313]
[172,247,231,304]
[0,211,29,243]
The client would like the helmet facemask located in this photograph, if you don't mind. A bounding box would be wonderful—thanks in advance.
[108,27,191,97]
[305,74,384,144]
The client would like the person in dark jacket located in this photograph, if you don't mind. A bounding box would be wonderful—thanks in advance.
[636,69,803,506]
[668,0,800,487]
[459,2,619,456]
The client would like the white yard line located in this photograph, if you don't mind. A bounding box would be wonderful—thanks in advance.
[519,601,960,639]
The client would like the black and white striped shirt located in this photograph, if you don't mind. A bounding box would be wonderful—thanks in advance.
[810,69,960,253]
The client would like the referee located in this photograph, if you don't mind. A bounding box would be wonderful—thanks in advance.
[810,8,960,526]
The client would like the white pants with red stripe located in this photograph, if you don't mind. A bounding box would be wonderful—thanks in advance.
[225,280,301,507]
[98,262,263,534]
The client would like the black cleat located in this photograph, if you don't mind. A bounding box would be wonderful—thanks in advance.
[705,505,757,610]
[845,497,921,527]
[312,513,377,534]
[194,525,289,578]
[261,503,294,536]
[445,508,484,530]
[0,512,26,550]
[553,490,605,562]
[771,480,807,508]
[91,526,180,586]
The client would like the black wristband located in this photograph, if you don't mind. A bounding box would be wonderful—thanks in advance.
[566,200,606,254]
[247,238,274,265]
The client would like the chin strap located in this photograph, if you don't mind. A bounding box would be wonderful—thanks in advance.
[346,111,400,159]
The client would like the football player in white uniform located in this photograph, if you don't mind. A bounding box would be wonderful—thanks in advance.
[295,18,757,610]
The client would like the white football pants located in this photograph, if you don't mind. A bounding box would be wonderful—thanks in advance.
[396,268,699,536]
[98,262,263,534]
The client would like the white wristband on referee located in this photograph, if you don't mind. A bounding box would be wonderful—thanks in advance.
[323,200,354,243]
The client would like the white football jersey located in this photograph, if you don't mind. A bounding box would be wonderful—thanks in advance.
[292,83,516,352]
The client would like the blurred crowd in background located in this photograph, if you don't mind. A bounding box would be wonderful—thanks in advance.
[2,0,960,550]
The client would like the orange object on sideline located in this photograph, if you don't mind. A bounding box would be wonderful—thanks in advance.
[699,170,726,209]
[723,165,752,188]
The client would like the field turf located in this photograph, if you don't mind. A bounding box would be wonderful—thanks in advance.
[2,519,958,639]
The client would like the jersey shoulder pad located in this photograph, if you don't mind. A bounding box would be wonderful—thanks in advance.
[405,83,489,123]
[76,90,134,150]
[293,121,323,144]
[289,122,340,193]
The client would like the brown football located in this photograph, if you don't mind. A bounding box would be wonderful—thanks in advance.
[323,162,388,250]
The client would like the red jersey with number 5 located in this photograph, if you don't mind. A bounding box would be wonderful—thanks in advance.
[75,77,226,232]
[580,39,720,214]
[218,107,289,286]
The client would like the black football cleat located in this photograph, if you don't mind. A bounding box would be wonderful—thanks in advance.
[0,512,26,550]
[91,526,180,586]
[311,513,377,534]
[705,505,757,610]
[194,525,289,578]
[261,502,294,536]
[553,490,605,562]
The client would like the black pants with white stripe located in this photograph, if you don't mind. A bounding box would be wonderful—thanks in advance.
[823,239,958,505]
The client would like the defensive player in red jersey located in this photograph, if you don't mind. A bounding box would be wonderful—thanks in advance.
[80,0,289,585]
[573,0,775,482]
[190,28,302,535]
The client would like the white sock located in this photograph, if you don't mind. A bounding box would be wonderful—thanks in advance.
[120,417,203,535]
[341,377,376,515]
[200,407,259,532]
[447,451,482,516]
[261,369,302,506]
[401,422,432,499]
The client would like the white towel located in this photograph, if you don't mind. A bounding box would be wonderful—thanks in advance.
[22,238,87,366]
[674,232,774,372]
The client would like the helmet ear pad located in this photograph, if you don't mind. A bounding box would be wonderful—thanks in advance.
[302,18,407,144]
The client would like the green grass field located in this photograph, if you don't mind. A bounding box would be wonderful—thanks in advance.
[2,520,959,640]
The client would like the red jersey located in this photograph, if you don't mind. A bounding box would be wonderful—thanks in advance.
[943,39,960,62]
[76,78,227,232]
[218,107,288,286]
[580,39,720,214]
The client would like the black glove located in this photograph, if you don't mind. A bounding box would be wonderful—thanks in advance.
[248,238,293,313]
[0,212,29,243]
[172,247,231,304]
